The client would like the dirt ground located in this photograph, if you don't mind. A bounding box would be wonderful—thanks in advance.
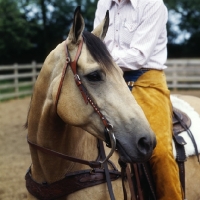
[0,97,31,200]
[0,90,200,200]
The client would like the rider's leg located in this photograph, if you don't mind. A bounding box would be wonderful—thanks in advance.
[131,69,183,200]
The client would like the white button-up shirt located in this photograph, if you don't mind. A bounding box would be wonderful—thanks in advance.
[94,0,168,71]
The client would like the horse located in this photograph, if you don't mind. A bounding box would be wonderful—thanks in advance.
[25,7,156,200]
[25,6,200,200]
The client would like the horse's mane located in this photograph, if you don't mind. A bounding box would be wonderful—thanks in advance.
[82,31,114,71]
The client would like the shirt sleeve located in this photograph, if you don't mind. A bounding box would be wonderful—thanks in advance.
[112,1,168,69]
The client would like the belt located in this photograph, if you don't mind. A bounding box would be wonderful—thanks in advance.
[124,69,152,88]
[123,68,152,72]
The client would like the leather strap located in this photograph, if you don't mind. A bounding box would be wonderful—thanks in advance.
[27,138,102,169]
[25,167,120,200]
[173,136,187,199]
[173,110,188,199]
[173,107,191,135]
[132,164,144,200]
[99,140,115,200]
[126,165,137,200]
[173,110,200,163]
[26,138,122,199]
[29,37,123,199]
[55,40,70,109]
[118,160,128,200]
[141,163,156,200]
[70,39,84,75]
[55,37,113,146]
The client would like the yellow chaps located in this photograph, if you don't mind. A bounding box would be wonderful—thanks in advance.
[131,70,182,200]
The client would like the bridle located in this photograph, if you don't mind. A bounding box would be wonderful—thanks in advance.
[28,36,116,168]
[26,36,136,200]
[54,36,117,166]
[26,36,119,200]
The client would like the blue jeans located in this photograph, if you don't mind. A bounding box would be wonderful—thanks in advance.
[123,69,149,90]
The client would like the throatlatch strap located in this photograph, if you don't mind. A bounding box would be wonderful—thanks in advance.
[27,138,102,169]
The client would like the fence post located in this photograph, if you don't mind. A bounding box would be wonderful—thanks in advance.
[172,64,178,91]
[14,63,19,98]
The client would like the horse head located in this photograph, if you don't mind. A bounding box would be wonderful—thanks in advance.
[27,7,156,167]
[50,7,156,163]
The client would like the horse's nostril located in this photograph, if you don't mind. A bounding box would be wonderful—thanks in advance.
[137,137,151,155]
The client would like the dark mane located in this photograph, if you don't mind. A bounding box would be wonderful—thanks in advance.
[82,31,114,70]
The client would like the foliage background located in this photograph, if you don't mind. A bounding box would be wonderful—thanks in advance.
[0,0,199,65]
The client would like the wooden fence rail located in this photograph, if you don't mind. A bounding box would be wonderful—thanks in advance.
[0,59,200,101]
[0,61,42,101]
[165,59,200,89]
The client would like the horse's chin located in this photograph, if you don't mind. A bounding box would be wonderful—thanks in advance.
[116,141,152,163]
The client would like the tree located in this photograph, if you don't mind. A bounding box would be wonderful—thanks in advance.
[0,0,34,64]
[165,0,200,57]
[166,0,200,35]
[0,0,99,64]
[19,0,98,62]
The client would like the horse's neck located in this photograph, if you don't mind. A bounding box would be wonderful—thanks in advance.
[28,99,99,183]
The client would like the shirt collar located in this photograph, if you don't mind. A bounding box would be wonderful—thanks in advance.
[111,0,137,9]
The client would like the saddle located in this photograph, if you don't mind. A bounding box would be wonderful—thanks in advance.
[132,107,199,200]
[173,107,191,136]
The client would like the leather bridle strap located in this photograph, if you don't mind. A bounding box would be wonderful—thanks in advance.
[55,40,71,109]
[69,38,112,129]
[55,38,109,125]
[27,138,102,169]
[55,37,114,147]
[29,38,116,168]
[27,38,120,200]
[99,140,115,200]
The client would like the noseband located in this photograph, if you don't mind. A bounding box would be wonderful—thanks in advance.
[54,37,116,166]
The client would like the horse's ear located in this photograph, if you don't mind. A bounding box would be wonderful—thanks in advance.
[68,6,85,44]
[92,10,109,40]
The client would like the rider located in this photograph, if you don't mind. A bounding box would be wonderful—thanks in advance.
[94,0,183,199]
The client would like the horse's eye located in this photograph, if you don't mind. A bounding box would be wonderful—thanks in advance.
[85,71,102,82]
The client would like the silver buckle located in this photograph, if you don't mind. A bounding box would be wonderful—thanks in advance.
[99,124,116,167]
[126,81,134,87]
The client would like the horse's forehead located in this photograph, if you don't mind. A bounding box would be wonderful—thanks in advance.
[78,44,103,72]
[80,44,94,64]
[78,43,119,75]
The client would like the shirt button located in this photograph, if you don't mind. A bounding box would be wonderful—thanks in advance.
[116,45,118,47]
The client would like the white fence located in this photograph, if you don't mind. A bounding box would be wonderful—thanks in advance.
[0,59,200,101]
[165,59,200,89]
[0,62,42,101]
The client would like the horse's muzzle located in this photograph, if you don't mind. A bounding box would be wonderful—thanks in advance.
[116,135,156,163]
[137,136,156,156]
